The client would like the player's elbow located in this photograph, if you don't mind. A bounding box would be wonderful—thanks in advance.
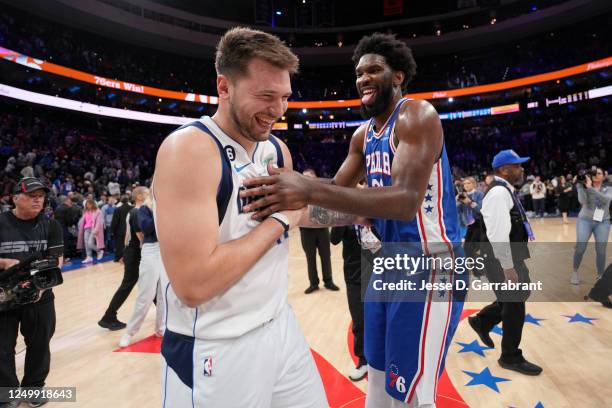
[173,285,214,308]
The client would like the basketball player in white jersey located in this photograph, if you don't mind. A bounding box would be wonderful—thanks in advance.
[152,27,328,407]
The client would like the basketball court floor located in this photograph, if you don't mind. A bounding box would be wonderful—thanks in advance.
[14,218,611,407]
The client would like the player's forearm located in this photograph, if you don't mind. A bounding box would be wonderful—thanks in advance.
[168,219,285,307]
[298,206,357,227]
[308,182,419,221]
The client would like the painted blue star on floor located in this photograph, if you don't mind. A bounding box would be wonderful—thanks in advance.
[462,367,510,393]
[562,313,598,325]
[491,324,503,336]
[524,314,546,326]
[509,402,544,408]
[456,340,493,357]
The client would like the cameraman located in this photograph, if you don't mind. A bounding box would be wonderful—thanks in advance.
[0,177,63,408]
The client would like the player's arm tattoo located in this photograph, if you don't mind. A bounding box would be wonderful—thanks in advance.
[301,205,357,227]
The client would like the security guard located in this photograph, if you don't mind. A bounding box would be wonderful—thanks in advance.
[468,150,543,376]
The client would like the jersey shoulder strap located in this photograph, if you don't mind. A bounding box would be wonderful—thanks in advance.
[171,121,233,224]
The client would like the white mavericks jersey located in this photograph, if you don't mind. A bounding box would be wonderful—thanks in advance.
[153,116,289,340]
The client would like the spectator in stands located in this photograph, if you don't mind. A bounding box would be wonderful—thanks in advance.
[77,198,105,263]
[107,178,121,196]
[54,195,82,259]
[101,195,117,250]
[557,175,573,224]
[530,176,546,217]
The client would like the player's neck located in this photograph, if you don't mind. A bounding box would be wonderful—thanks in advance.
[211,111,257,157]
[372,94,403,132]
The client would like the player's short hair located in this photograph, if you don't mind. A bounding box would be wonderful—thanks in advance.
[352,32,417,92]
[215,27,299,80]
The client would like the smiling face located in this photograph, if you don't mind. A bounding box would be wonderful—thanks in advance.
[219,58,292,142]
[355,54,403,119]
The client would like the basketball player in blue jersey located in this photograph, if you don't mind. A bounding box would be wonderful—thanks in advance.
[242,33,466,408]
[152,27,327,407]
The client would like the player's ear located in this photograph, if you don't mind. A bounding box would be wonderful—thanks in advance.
[217,75,231,100]
[393,70,405,89]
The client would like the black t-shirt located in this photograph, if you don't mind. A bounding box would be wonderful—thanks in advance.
[0,211,63,302]
[126,207,142,250]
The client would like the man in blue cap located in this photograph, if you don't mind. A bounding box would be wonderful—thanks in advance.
[467,150,543,376]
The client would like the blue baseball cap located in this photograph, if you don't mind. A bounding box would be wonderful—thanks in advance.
[492,149,530,169]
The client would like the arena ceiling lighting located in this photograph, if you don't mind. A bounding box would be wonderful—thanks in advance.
[1,46,610,110]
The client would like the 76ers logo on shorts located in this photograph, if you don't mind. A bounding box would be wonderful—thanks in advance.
[203,357,213,377]
[388,363,406,394]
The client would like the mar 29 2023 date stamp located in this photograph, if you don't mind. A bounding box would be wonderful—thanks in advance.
[0,387,76,403]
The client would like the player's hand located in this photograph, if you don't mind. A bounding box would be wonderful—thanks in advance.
[241,163,311,221]
[0,258,20,270]
[503,268,519,283]
[584,175,592,188]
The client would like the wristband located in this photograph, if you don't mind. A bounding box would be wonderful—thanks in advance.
[269,212,290,233]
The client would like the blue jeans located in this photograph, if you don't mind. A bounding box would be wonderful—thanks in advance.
[573,217,610,276]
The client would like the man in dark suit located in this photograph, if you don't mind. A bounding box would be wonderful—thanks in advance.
[110,195,132,262]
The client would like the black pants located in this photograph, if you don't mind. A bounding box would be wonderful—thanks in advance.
[0,294,56,388]
[103,246,141,320]
[114,234,126,262]
[61,225,77,258]
[344,261,365,364]
[532,198,545,216]
[475,260,530,363]
[300,228,333,286]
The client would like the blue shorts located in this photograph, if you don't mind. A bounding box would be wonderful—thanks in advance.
[364,250,466,405]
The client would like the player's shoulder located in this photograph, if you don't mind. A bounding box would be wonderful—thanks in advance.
[351,121,369,142]
[157,123,219,162]
[398,99,440,126]
[267,134,293,170]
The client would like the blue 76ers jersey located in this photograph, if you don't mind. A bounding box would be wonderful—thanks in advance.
[364,98,460,252]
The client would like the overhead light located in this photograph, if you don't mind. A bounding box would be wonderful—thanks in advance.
[337,41,343,47]
[302,108,307,113]
[329,115,334,119]
[435,29,441,36]
[448,97,454,103]
[275,11,282,15]
[490,18,496,24]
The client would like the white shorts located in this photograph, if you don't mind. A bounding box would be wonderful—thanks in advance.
[161,303,327,408]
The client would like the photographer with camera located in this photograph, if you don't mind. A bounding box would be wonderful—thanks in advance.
[0,177,63,408]
[571,168,611,285]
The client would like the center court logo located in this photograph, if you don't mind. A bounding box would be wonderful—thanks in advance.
[388,364,406,393]
[203,357,213,377]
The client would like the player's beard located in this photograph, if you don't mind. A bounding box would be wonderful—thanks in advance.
[360,79,394,119]
[228,100,268,142]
